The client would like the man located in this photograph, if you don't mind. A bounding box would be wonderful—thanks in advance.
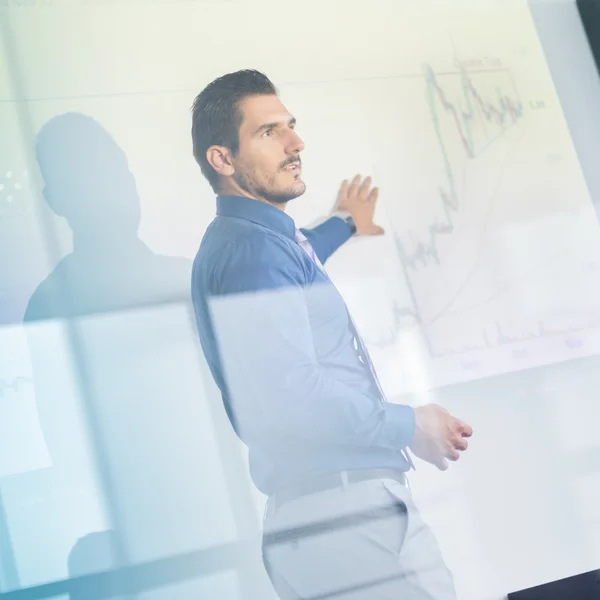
[190,69,473,599]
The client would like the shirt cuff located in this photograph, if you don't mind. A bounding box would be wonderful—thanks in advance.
[381,403,416,450]
[323,214,354,244]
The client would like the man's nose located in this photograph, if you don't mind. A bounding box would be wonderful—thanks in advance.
[286,129,305,155]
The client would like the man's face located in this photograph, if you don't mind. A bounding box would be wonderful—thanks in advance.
[230,94,306,205]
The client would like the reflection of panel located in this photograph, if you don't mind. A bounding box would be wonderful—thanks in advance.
[3,302,254,592]
[0,324,50,477]
[73,302,240,565]
[1,318,110,590]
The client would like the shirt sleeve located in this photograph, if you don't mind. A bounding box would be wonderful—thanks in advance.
[207,233,415,450]
[300,216,354,264]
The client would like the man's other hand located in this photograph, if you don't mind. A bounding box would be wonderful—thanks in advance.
[335,174,385,236]
[409,404,473,471]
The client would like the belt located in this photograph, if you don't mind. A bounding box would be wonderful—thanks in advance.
[271,468,407,512]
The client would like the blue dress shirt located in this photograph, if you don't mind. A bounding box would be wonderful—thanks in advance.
[191,195,415,495]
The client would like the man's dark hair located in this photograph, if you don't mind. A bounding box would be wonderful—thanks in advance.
[191,69,278,193]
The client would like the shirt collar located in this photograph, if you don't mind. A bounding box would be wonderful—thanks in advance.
[216,195,297,240]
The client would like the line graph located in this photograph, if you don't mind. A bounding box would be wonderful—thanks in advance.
[357,54,600,390]
[370,61,527,354]
[394,63,524,270]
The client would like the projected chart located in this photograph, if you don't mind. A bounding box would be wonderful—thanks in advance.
[356,54,600,394]
[395,63,524,271]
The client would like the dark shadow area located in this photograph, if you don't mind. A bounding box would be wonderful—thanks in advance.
[68,530,124,600]
[509,569,600,599]
[24,112,191,322]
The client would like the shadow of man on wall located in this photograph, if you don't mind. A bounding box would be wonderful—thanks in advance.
[25,111,191,322]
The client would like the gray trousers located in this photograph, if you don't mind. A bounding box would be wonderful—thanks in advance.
[262,476,456,600]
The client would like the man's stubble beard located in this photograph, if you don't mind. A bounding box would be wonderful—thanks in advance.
[233,166,305,205]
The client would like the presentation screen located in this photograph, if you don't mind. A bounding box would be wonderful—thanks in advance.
[2,0,600,394]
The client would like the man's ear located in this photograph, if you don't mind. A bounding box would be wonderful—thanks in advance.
[206,146,235,177]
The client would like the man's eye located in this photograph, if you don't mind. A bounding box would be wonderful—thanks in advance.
[263,129,274,137]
